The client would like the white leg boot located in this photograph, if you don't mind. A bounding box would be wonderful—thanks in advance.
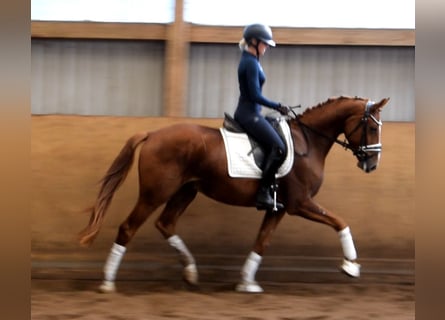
[167,235,198,285]
[338,227,361,277]
[99,243,126,293]
[236,251,264,293]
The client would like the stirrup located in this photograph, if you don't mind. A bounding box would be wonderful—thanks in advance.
[255,183,284,211]
[271,182,281,211]
[256,201,284,211]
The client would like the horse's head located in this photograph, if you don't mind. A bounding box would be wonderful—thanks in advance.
[344,97,389,173]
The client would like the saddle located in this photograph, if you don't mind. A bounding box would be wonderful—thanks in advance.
[223,113,287,170]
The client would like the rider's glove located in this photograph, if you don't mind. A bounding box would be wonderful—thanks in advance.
[277,104,290,115]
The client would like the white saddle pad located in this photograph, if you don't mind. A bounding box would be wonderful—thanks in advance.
[220,118,294,178]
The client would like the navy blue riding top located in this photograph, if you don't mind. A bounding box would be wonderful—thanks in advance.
[233,50,285,155]
[234,50,280,122]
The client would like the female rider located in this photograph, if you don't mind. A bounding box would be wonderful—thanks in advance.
[234,23,290,210]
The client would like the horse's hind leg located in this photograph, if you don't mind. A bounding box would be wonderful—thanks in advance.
[155,182,199,285]
[236,209,285,293]
[99,197,160,293]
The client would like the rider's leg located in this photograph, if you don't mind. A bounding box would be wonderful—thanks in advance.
[255,146,285,210]
[235,115,287,210]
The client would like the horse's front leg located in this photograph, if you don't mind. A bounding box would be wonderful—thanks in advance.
[292,200,361,278]
[236,209,285,293]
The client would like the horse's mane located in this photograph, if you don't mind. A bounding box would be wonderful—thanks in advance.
[298,95,367,118]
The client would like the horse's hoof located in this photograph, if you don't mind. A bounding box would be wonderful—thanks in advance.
[183,264,199,285]
[340,259,361,278]
[98,281,116,293]
[235,281,264,293]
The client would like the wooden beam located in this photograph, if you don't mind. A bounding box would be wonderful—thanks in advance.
[162,0,189,117]
[189,25,415,46]
[31,21,167,40]
[188,25,241,43]
[274,28,415,46]
[31,21,415,46]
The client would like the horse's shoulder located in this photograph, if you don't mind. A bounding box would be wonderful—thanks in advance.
[289,122,309,157]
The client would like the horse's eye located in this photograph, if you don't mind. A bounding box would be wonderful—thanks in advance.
[369,127,378,133]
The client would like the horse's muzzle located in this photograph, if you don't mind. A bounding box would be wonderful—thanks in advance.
[357,160,377,173]
[357,151,381,173]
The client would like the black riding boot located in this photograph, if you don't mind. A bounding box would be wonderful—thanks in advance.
[255,149,285,211]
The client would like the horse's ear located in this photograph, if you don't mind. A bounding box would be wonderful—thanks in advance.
[372,97,390,112]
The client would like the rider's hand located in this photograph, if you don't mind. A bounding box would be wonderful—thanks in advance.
[277,104,290,115]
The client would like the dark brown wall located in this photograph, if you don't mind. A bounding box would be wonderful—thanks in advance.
[31,116,414,265]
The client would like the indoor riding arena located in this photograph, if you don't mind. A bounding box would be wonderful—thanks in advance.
[31,2,415,319]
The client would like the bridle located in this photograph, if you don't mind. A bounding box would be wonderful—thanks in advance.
[290,100,382,161]
[344,100,382,161]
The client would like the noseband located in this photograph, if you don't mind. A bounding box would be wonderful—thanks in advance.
[293,100,382,161]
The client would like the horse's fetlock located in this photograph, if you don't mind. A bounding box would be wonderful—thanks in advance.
[154,219,165,232]
[118,223,130,234]
[116,224,133,243]
[155,219,172,238]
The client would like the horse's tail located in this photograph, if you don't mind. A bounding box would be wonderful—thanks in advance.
[78,131,149,247]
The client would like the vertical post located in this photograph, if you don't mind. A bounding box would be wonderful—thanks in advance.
[163,0,189,117]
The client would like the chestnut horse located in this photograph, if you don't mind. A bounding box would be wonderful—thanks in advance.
[79,96,389,293]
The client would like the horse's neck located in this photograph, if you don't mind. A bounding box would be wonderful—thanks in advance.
[299,101,356,153]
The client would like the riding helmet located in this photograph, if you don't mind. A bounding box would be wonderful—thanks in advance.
[243,24,276,47]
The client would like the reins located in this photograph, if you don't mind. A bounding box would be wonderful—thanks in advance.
[294,116,351,151]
